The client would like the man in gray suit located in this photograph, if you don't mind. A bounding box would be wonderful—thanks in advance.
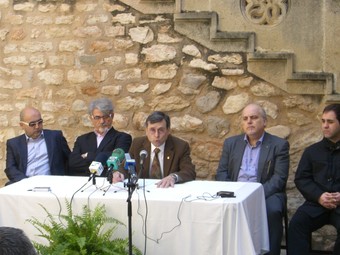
[112,111,196,188]
[216,103,290,255]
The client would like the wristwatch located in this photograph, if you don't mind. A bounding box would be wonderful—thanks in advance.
[171,173,179,183]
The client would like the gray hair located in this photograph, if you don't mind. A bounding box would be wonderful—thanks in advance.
[88,98,114,115]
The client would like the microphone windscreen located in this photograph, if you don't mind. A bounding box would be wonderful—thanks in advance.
[111,148,125,163]
[139,149,148,158]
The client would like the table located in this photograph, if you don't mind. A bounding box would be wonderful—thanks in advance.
[0,176,269,255]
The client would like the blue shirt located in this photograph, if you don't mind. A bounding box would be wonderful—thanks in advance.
[25,132,50,177]
[237,134,264,182]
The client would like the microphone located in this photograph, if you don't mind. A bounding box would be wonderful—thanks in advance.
[89,153,107,185]
[139,150,148,166]
[107,148,125,171]
[124,153,137,184]
[89,152,108,176]
[106,148,125,183]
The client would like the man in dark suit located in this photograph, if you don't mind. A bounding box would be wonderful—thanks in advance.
[288,104,340,255]
[112,111,196,188]
[215,103,290,255]
[5,107,71,185]
[68,98,132,176]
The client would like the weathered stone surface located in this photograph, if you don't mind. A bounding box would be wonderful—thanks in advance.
[206,116,230,138]
[182,44,201,58]
[149,96,190,111]
[171,115,204,132]
[105,25,125,37]
[178,73,206,94]
[257,100,278,119]
[117,96,145,111]
[141,44,176,62]
[38,69,64,85]
[157,33,183,43]
[132,111,148,131]
[101,56,122,66]
[266,125,291,139]
[112,13,136,25]
[73,26,102,38]
[288,112,313,126]
[59,40,84,52]
[114,68,141,80]
[189,59,218,72]
[147,64,178,79]
[212,76,237,90]
[89,40,112,52]
[221,68,244,76]
[101,85,122,96]
[152,82,172,95]
[67,69,92,84]
[129,26,154,44]
[208,53,243,64]
[196,91,221,113]
[125,53,138,65]
[238,76,253,88]
[251,82,280,96]
[222,93,249,114]
[127,83,149,93]
[112,113,129,129]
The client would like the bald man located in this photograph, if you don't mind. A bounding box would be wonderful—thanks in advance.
[216,103,290,255]
[5,107,71,185]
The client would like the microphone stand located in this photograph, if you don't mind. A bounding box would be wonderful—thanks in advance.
[124,156,138,255]
[126,174,137,255]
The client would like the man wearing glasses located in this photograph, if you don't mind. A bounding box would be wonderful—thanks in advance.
[5,107,71,185]
[68,98,132,176]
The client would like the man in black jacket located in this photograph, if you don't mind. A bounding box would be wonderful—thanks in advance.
[288,104,340,255]
[68,98,132,176]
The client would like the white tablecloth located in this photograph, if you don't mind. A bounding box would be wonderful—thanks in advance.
[0,176,269,255]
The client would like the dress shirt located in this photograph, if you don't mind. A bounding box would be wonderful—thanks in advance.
[238,135,263,182]
[94,128,109,147]
[26,132,50,177]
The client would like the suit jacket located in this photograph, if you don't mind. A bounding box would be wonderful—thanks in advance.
[123,134,196,182]
[295,138,340,216]
[68,127,132,176]
[215,132,290,198]
[5,129,71,185]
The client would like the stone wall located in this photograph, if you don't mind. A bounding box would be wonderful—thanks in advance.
[0,0,335,250]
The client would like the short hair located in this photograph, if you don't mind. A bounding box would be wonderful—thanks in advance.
[88,98,114,115]
[145,111,170,129]
[323,104,340,123]
[243,103,267,121]
[0,227,37,255]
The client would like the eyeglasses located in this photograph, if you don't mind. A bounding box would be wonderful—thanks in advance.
[91,114,112,121]
[20,119,43,127]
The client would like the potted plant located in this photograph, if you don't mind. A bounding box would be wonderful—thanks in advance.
[27,200,142,255]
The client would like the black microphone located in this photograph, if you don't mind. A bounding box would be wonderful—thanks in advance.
[139,150,148,166]
[139,150,148,178]
[124,153,137,184]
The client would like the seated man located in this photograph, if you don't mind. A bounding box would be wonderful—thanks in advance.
[5,107,71,185]
[112,111,196,188]
[215,103,289,255]
[288,103,340,255]
[68,98,132,176]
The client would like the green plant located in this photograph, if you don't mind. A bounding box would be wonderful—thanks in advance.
[27,200,142,255]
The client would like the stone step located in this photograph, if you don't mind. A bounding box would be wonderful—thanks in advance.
[174,11,335,97]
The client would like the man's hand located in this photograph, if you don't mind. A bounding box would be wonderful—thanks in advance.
[318,192,339,209]
[155,175,176,188]
[111,171,125,184]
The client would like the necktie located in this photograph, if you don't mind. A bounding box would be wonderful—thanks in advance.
[150,148,162,179]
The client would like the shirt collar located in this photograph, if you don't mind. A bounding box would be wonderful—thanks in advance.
[243,133,264,147]
[26,130,44,142]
